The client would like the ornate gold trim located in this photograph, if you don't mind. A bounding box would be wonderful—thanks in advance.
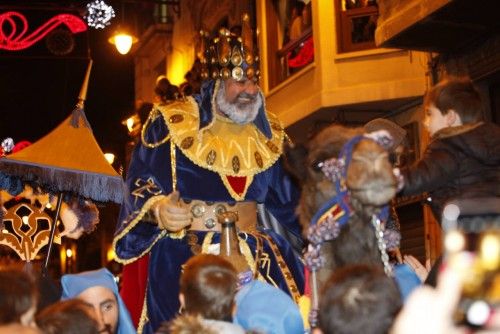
[137,283,149,334]
[284,131,292,145]
[141,108,171,148]
[199,231,263,281]
[257,233,302,303]
[168,228,186,239]
[252,232,263,279]
[201,232,215,253]
[239,235,258,277]
[170,140,177,192]
[155,97,284,177]
[256,251,278,287]
[298,295,311,330]
[112,195,168,264]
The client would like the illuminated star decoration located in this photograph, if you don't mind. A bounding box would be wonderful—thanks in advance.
[85,0,115,29]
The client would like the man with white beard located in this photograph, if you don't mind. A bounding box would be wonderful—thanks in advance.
[113,26,304,334]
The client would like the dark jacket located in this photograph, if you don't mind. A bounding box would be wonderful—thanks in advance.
[401,122,500,222]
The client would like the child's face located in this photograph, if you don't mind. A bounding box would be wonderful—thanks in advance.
[424,103,450,136]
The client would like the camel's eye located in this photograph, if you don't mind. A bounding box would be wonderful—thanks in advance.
[311,160,324,172]
[389,152,403,166]
[388,152,397,165]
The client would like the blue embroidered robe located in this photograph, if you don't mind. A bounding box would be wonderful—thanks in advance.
[113,80,304,333]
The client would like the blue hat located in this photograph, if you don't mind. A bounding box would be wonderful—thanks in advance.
[61,268,136,334]
[234,280,304,334]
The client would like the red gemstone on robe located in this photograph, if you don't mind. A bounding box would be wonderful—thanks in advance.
[226,175,247,196]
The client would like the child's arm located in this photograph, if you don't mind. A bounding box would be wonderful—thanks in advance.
[400,142,459,195]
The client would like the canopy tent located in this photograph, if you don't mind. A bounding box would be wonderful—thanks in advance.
[0,61,124,204]
[0,60,124,270]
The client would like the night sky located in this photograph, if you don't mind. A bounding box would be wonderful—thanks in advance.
[0,4,134,169]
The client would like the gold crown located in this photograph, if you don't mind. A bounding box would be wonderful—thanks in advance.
[199,14,260,82]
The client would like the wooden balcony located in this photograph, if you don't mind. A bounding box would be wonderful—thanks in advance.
[375,0,500,53]
[256,0,429,139]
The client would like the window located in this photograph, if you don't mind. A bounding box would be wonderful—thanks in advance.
[336,0,378,53]
[265,0,314,90]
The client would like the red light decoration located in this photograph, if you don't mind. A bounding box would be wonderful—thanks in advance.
[0,11,87,51]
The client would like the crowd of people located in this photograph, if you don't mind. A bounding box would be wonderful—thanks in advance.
[1,21,499,334]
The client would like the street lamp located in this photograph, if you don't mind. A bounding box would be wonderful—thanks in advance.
[108,1,137,55]
[108,27,138,55]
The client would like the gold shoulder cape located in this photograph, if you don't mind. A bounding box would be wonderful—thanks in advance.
[156,96,285,200]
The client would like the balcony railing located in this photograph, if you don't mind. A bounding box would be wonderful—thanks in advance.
[270,27,313,89]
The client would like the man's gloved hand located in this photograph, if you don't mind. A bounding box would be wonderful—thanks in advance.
[151,191,191,232]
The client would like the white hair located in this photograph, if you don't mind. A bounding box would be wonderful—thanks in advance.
[215,80,262,124]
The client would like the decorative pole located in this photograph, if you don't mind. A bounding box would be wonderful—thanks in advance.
[43,59,93,275]
[42,192,63,273]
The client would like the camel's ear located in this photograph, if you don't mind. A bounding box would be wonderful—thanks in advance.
[283,142,309,181]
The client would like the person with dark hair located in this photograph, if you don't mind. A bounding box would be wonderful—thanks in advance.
[289,1,306,41]
[0,266,38,328]
[179,81,193,97]
[182,58,203,95]
[158,254,245,334]
[114,18,304,333]
[61,268,135,334]
[317,264,402,334]
[399,77,500,287]
[154,75,179,103]
[179,254,238,320]
[36,299,99,334]
[401,77,500,222]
